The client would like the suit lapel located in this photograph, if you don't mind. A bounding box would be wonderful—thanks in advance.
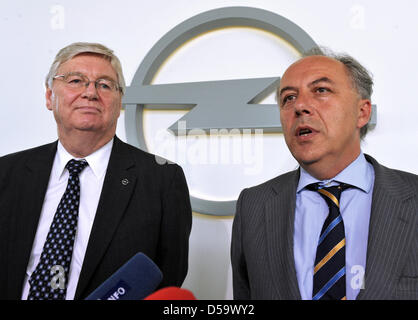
[75,137,137,298]
[8,142,57,298]
[357,155,417,299]
[264,170,301,299]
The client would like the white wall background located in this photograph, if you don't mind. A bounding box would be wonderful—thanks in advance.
[1,0,417,299]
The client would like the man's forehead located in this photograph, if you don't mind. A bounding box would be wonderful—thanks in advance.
[58,53,115,74]
[280,55,346,87]
[288,55,342,71]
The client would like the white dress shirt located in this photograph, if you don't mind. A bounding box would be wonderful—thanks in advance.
[21,138,113,300]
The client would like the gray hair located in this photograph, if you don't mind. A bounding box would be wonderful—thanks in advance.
[302,47,374,139]
[45,42,126,95]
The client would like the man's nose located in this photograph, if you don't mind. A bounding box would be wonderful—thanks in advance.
[81,81,99,100]
[294,94,314,117]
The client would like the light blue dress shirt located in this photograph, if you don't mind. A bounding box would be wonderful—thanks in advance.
[294,152,375,300]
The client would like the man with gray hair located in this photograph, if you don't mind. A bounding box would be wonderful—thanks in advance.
[231,49,418,300]
[0,42,192,300]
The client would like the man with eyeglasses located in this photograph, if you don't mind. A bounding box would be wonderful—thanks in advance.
[0,42,192,300]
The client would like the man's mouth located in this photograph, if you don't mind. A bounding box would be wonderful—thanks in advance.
[298,128,313,136]
[76,106,100,113]
[294,126,318,141]
[296,126,316,136]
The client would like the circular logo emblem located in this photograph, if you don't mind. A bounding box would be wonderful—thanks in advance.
[123,7,318,215]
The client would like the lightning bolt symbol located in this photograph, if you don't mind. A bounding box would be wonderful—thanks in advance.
[123,77,282,135]
[123,77,376,135]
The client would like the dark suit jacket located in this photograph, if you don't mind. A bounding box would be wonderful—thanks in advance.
[0,136,192,299]
[231,154,418,300]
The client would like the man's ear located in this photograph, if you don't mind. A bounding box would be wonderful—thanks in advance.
[46,88,53,111]
[357,99,372,129]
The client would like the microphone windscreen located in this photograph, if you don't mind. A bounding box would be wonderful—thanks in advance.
[144,287,196,300]
[85,252,163,300]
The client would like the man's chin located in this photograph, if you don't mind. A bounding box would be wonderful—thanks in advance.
[73,119,101,131]
[74,125,98,132]
[293,153,320,167]
[81,126,100,131]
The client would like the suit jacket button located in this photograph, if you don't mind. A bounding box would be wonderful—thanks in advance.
[121,178,129,186]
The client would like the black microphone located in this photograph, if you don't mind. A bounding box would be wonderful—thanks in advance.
[85,252,163,300]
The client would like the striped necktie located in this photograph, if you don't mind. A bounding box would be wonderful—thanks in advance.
[307,183,350,300]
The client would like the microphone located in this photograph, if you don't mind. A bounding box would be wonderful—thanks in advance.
[144,287,196,300]
[85,252,163,300]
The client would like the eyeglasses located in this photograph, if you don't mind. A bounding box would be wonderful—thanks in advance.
[53,72,121,94]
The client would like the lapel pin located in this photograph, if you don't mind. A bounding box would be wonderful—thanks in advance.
[121,178,129,186]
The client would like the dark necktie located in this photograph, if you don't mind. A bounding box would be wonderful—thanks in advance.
[307,183,350,300]
[28,159,88,300]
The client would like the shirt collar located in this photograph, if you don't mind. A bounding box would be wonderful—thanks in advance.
[56,138,114,180]
[297,152,374,194]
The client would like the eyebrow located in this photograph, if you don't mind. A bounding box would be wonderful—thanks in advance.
[96,74,118,82]
[308,77,335,87]
[278,77,335,98]
[63,71,117,81]
[278,86,298,98]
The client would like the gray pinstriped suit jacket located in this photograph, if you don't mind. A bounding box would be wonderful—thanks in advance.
[231,154,418,300]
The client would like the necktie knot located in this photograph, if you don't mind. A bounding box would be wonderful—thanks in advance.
[65,159,88,176]
[306,183,351,207]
